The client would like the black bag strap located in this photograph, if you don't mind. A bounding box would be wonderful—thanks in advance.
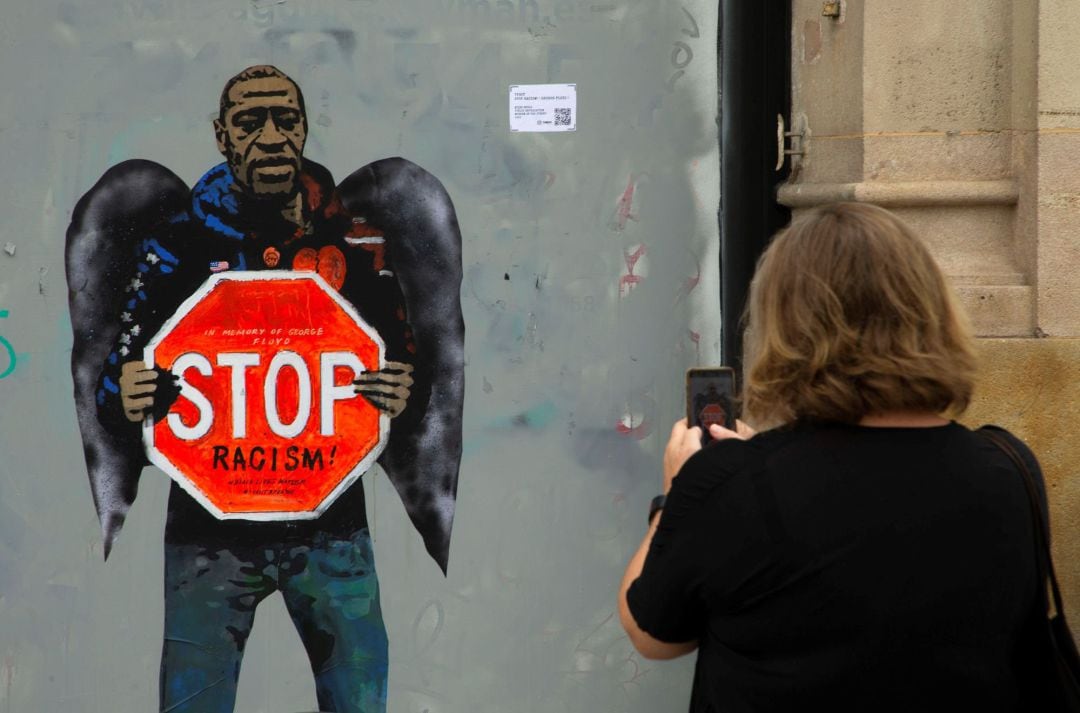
[980,427,1066,623]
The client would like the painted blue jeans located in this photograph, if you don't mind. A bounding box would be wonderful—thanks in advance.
[160,528,387,713]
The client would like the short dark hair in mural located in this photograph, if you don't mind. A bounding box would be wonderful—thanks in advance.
[64,65,465,713]
[218,64,308,127]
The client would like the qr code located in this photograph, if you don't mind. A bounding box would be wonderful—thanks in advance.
[554,108,571,126]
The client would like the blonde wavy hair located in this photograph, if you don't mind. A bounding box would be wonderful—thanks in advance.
[742,202,977,426]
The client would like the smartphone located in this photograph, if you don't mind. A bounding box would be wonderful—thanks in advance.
[686,367,737,443]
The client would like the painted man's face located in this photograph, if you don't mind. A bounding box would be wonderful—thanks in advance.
[215,76,307,197]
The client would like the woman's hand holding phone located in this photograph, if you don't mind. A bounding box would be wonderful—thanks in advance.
[662,418,757,495]
[707,420,756,442]
[663,419,702,494]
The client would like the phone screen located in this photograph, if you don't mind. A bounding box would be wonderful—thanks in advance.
[686,367,736,442]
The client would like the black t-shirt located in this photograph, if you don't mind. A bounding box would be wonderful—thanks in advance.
[627,421,1045,712]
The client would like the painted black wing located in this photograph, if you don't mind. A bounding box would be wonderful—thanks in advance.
[337,157,464,574]
[65,160,190,559]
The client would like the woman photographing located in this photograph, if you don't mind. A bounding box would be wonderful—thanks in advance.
[619,203,1071,711]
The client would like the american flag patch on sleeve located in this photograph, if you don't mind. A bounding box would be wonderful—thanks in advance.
[209,261,230,272]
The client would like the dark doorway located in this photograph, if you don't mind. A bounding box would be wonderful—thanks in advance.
[719,0,791,375]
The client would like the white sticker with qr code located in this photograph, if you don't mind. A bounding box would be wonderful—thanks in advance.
[509,84,577,133]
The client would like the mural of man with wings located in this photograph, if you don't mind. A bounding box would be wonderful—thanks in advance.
[65,65,465,713]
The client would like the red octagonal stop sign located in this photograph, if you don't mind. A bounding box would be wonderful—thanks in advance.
[143,271,386,520]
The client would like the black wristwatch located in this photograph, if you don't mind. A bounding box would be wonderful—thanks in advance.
[648,494,666,525]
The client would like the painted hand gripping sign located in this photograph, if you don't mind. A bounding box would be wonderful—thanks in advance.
[145,272,387,519]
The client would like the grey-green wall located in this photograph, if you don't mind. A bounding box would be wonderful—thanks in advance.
[0,1,720,710]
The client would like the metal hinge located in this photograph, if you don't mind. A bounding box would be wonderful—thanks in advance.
[776,114,806,172]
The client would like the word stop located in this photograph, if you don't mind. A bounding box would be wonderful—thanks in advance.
[167,351,366,440]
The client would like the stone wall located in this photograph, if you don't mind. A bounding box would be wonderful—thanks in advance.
[783,0,1079,621]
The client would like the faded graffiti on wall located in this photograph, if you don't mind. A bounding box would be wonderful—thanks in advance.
[0,310,14,379]
[0,1,722,709]
[64,65,464,712]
